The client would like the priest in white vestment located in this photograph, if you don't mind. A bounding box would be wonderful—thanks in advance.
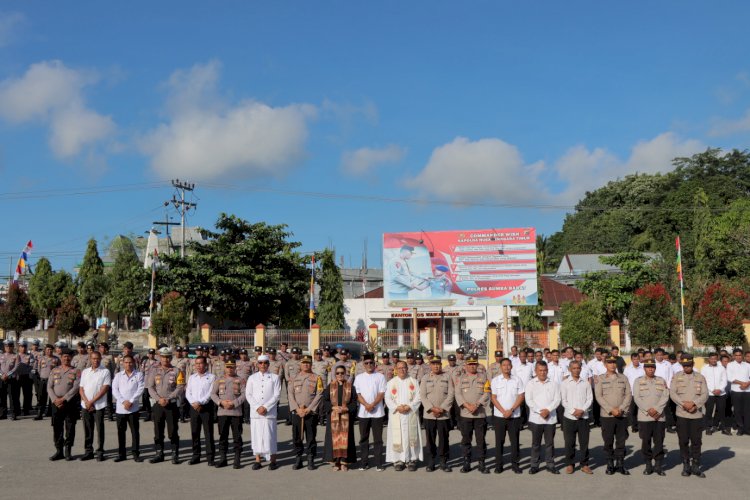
[385,360,423,469]
[245,355,281,469]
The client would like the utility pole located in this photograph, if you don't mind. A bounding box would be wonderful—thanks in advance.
[153,202,180,239]
[170,180,197,258]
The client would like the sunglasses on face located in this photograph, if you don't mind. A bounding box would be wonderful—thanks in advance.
[258,361,269,365]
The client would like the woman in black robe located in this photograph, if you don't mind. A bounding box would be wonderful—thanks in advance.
[322,367,358,470]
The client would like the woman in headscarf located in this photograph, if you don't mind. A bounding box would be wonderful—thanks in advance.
[322,365,358,470]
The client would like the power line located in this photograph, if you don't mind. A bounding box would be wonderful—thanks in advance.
[0,182,169,201]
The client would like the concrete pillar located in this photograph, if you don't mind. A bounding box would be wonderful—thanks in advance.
[369,323,379,350]
[428,327,437,351]
[255,324,265,350]
[310,323,320,353]
[148,330,158,349]
[200,323,211,343]
[451,318,459,347]
[610,320,620,347]
[487,322,498,358]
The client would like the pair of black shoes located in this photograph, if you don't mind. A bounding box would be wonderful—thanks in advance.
[114,454,141,463]
[251,461,278,470]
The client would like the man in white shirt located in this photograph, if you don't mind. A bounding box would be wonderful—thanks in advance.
[490,358,524,474]
[548,350,565,424]
[525,361,561,474]
[702,352,729,435]
[112,354,144,462]
[513,350,534,429]
[560,360,593,474]
[624,353,644,433]
[573,352,591,381]
[509,346,520,368]
[726,349,750,435]
[353,353,387,471]
[246,355,281,469]
[560,347,574,371]
[185,356,216,465]
[384,360,422,471]
[79,351,111,461]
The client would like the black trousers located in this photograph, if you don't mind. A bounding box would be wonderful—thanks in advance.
[665,399,677,428]
[639,420,665,461]
[705,395,728,429]
[529,422,555,468]
[459,416,487,461]
[116,412,140,457]
[492,416,520,466]
[217,415,243,454]
[141,391,152,417]
[731,392,750,433]
[19,374,33,414]
[600,416,629,460]
[152,402,180,447]
[676,417,703,461]
[628,400,639,429]
[0,377,20,417]
[51,399,79,449]
[424,419,450,463]
[562,417,590,466]
[592,398,601,426]
[83,408,106,454]
[292,412,318,457]
[358,417,384,467]
[35,378,50,416]
[189,403,215,458]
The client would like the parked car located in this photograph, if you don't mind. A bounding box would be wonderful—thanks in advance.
[330,341,367,361]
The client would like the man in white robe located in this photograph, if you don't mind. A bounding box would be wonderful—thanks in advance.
[245,354,281,469]
[385,360,423,470]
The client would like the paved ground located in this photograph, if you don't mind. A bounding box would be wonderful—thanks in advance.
[1,400,748,499]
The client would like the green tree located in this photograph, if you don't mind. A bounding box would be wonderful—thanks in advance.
[0,283,38,338]
[55,294,89,338]
[77,239,108,324]
[316,249,345,329]
[559,298,608,355]
[151,292,192,345]
[157,214,308,327]
[628,283,678,349]
[28,258,75,323]
[693,281,747,350]
[578,251,660,322]
[107,237,149,330]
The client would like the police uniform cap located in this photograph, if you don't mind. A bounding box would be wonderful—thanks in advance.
[643,359,656,368]
[406,350,415,359]
[415,353,423,360]
[158,347,173,357]
[221,348,230,355]
[224,359,236,367]
[456,347,465,354]
[292,347,302,354]
[301,355,312,363]
[605,355,617,363]
[254,346,263,353]
[362,352,374,361]
[391,350,400,358]
[680,354,694,365]
[266,347,276,355]
[466,355,479,364]
[494,350,503,357]
[314,349,322,355]
[381,352,389,358]
[339,348,349,355]
[426,349,434,356]
[19,339,27,346]
[123,341,134,349]
[239,348,248,355]
[148,348,156,354]
[323,344,331,351]
[430,355,442,363]
[158,343,168,349]
[447,354,456,361]
[209,344,217,350]
[31,339,40,346]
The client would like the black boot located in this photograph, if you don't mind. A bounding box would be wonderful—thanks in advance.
[691,459,705,478]
[605,459,615,475]
[460,458,471,473]
[681,459,691,477]
[233,449,242,469]
[293,456,304,470]
[49,448,64,461]
[64,446,73,461]
[307,454,315,470]
[207,454,215,467]
[617,458,629,475]
[440,459,452,472]
[171,444,180,464]
[643,460,653,475]
[478,460,490,474]
[654,459,665,476]
[149,446,165,464]
[215,453,228,468]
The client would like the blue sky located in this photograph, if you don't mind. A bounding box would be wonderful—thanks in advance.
[1,1,749,274]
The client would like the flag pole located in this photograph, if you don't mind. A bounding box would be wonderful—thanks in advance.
[309,255,315,330]
[676,236,686,344]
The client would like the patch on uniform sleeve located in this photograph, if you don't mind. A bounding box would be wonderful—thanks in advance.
[176,371,185,385]
[317,376,323,392]
[483,380,491,393]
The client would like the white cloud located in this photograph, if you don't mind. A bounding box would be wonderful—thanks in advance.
[0,11,24,47]
[404,137,548,203]
[407,133,705,205]
[341,144,406,175]
[709,108,750,137]
[140,60,317,181]
[0,60,115,158]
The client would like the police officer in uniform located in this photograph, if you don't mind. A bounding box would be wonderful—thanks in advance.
[633,358,669,476]
[148,347,186,464]
[488,350,504,381]
[289,355,324,470]
[236,348,253,424]
[455,347,467,371]
[72,342,90,372]
[17,340,35,416]
[266,348,284,377]
[0,339,21,420]
[671,354,709,477]
[329,348,356,384]
[284,347,303,426]
[455,355,490,473]
[212,349,230,378]
[594,355,632,475]
[376,352,395,382]
[29,339,41,411]
[47,349,81,460]
[35,344,59,420]
[173,346,190,422]
[387,245,429,298]
[420,355,454,472]
[141,348,159,421]
[211,359,246,469]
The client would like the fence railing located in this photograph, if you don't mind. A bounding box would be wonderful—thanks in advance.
[515,330,549,349]
[320,330,354,345]
[378,329,411,351]
[264,329,309,350]
[211,329,256,348]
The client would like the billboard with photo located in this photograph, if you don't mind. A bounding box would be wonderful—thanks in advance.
[383,228,537,307]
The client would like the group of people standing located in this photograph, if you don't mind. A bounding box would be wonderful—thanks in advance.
[3,337,750,477]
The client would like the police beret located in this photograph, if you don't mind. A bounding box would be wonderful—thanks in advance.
[466,355,479,364]
[494,350,503,357]
[415,353,423,360]
[254,346,263,352]
[338,348,349,355]
[456,347,466,354]
[426,349,434,356]
[239,348,248,355]
[362,352,374,361]
[266,348,276,355]
[391,350,400,358]
[381,352,389,358]
[314,349,322,355]
[209,344,217,349]
[301,355,312,363]
[148,348,156,354]
[406,351,415,359]
[447,354,456,361]
[123,341,134,349]
[430,355,442,363]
